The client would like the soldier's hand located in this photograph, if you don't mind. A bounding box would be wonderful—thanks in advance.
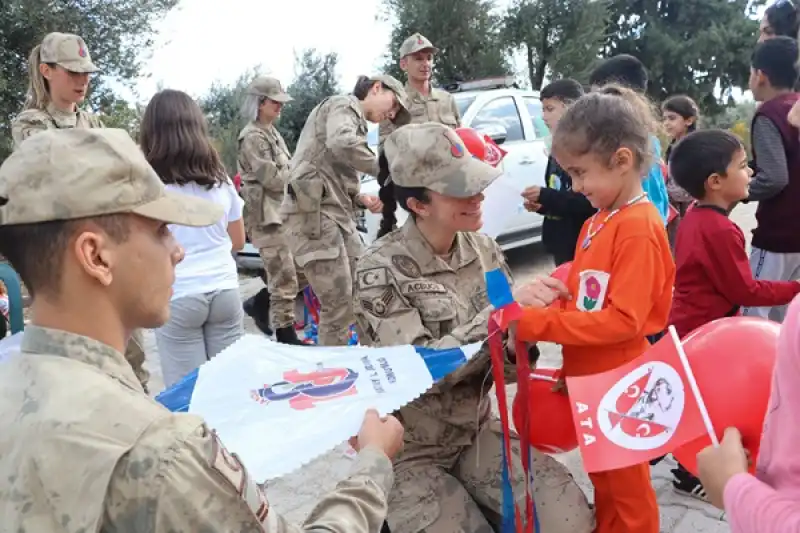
[351,409,404,460]
[359,194,384,214]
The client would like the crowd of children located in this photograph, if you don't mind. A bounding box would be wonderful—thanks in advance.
[516,18,800,533]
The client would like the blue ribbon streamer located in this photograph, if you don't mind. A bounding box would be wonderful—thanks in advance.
[501,443,516,533]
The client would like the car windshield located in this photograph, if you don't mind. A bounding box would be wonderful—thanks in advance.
[454,94,477,117]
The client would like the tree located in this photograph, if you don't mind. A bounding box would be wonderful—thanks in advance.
[380,0,511,84]
[601,0,764,111]
[99,100,144,140]
[201,68,264,174]
[198,49,340,174]
[278,49,341,153]
[502,0,610,89]
[0,0,178,159]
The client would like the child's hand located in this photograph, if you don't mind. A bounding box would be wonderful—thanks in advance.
[696,427,750,509]
[0,281,6,296]
[551,376,568,395]
[523,200,542,213]
[521,186,542,203]
[513,277,571,308]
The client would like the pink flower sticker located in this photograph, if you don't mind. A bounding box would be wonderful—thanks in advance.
[585,276,601,299]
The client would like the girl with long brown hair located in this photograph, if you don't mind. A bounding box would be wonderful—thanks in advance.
[140,89,246,388]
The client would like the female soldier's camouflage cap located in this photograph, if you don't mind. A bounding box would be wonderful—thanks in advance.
[247,77,293,103]
[383,123,502,198]
[39,32,99,73]
[0,129,222,227]
[369,74,412,126]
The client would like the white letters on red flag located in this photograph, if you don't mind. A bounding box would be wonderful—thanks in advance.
[566,330,709,472]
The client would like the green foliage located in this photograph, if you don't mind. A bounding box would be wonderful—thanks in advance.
[200,67,264,175]
[0,0,179,161]
[198,50,340,175]
[703,100,757,155]
[601,0,765,112]
[99,99,144,140]
[380,0,511,84]
[279,50,341,152]
[502,0,610,89]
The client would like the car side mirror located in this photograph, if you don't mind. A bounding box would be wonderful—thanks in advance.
[477,123,508,145]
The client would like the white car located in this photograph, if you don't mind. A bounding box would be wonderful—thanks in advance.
[359,78,551,250]
[237,77,551,270]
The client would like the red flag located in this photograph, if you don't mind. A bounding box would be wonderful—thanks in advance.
[566,332,709,472]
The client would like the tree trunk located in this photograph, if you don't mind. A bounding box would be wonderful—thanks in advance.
[526,45,537,89]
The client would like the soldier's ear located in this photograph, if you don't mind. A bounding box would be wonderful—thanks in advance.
[406,197,429,218]
[73,230,114,287]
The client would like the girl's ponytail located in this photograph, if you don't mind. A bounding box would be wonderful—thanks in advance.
[377,152,397,239]
[25,45,50,110]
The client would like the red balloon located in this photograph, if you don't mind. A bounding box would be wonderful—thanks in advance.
[512,367,579,454]
[454,127,507,167]
[550,261,572,284]
[672,316,779,476]
[547,261,572,309]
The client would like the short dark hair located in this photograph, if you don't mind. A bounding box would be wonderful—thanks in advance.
[0,215,130,298]
[752,36,800,90]
[589,55,648,92]
[140,89,228,190]
[764,0,799,39]
[376,152,429,239]
[353,75,394,100]
[668,130,743,200]
[540,79,584,103]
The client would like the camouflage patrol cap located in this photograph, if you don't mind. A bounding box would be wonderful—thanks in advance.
[39,32,98,73]
[368,74,412,126]
[0,129,223,227]
[399,33,439,59]
[384,123,501,198]
[247,76,293,103]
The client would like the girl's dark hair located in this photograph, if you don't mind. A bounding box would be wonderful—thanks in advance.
[376,152,428,239]
[552,84,661,172]
[765,0,799,39]
[353,75,386,100]
[140,89,228,189]
[662,95,700,132]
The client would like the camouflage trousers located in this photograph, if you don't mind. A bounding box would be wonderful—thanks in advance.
[387,419,595,533]
[125,328,150,393]
[284,213,363,346]
[256,224,307,329]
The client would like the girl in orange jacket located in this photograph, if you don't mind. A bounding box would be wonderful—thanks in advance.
[514,85,676,533]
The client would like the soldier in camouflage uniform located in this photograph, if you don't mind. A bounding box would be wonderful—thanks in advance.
[354,123,595,533]
[10,31,150,392]
[378,33,461,146]
[238,77,306,344]
[281,74,410,346]
[0,128,404,531]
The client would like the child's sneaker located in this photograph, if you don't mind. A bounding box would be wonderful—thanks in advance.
[671,465,709,502]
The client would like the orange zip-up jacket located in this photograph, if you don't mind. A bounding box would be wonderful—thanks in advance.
[518,202,675,377]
